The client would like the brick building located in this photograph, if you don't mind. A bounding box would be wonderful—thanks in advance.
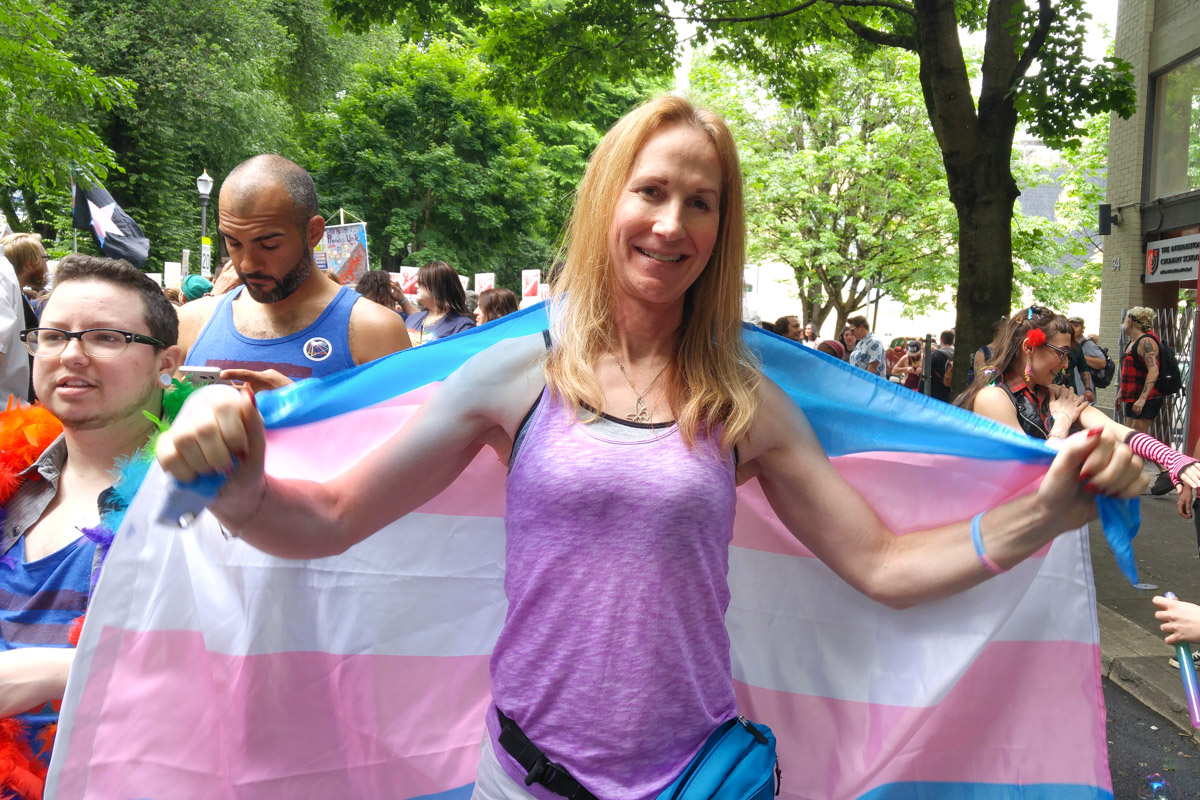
[1101,0,1199,446]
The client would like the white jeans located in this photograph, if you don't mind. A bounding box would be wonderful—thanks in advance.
[471,732,538,800]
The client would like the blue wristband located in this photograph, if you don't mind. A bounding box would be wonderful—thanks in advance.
[971,511,1006,575]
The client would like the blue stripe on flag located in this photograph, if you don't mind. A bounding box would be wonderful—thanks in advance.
[408,783,475,800]
[858,782,1114,799]
[252,303,1141,583]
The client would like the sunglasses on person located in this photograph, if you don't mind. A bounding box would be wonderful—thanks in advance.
[21,327,167,358]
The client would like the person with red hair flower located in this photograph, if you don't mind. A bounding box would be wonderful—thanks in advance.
[956,306,1200,496]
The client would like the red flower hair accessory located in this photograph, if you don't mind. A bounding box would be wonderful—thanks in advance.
[1024,328,1046,348]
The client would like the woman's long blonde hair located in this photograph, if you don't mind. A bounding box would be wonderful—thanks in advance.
[544,94,760,450]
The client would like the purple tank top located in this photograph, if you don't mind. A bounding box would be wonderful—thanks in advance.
[487,388,738,800]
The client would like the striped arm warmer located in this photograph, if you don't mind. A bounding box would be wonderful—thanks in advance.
[1125,432,1200,485]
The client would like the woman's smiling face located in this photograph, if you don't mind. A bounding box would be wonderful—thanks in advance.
[606,123,723,311]
[1026,331,1072,386]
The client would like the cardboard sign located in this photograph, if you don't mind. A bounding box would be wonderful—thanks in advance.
[474,273,495,292]
[318,223,370,285]
[164,261,183,290]
[459,275,470,290]
[521,269,541,298]
[399,266,419,295]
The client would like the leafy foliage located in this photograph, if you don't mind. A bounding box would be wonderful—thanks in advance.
[691,50,957,334]
[0,0,132,230]
[39,0,342,269]
[1009,113,1108,310]
[308,37,555,285]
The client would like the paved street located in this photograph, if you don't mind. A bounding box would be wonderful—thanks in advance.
[1105,678,1200,798]
[1090,485,1200,634]
[1091,473,1200,792]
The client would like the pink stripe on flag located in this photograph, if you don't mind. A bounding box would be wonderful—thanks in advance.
[735,640,1108,798]
[263,386,440,481]
[732,453,1049,556]
[58,626,488,799]
[264,384,511,518]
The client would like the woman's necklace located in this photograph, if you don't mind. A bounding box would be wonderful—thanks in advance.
[422,311,445,329]
[615,357,670,423]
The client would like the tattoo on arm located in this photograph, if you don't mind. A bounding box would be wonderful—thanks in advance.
[1140,338,1157,362]
[1137,335,1156,371]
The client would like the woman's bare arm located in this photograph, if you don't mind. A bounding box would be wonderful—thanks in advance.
[0,648,73,717]
[158,334,547,558]
[736,380,1143,609]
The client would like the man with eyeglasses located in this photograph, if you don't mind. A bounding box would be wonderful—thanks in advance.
[0,254,181,772]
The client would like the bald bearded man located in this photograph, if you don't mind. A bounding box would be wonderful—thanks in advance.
[179,154,410,391]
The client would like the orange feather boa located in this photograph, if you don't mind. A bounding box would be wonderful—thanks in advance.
[0,400,64,800]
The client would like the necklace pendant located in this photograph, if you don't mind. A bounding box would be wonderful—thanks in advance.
[627,397,650,423]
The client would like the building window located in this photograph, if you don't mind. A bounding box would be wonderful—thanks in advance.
[1150,51,1200,199]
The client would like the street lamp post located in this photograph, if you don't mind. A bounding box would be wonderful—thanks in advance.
[196,169,213,238]
[196,170,214,277]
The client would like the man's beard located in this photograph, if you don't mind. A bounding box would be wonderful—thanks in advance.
[237,251,312,304]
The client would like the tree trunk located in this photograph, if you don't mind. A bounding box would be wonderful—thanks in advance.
[0,191,25,233]
[950,177,1018,398]
[909,0,1024,399]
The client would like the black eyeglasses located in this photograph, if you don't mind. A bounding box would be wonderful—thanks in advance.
[1042,341,1070,362]
[21,327,167,358]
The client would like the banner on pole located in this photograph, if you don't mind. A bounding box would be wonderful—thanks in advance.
[200,237,212,279]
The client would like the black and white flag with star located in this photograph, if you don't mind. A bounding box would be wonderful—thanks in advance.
[72,175,150,267]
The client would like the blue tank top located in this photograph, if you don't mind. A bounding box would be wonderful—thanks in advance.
[185,286,358,380]
[1,535,96,765]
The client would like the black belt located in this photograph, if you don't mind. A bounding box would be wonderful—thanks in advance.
[496,709,598,800]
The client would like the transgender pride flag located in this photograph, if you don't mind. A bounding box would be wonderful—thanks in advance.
[48,304,1127,799]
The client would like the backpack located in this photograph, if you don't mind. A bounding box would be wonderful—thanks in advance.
[1091,345,1116,390]
[1135,333,1183,396]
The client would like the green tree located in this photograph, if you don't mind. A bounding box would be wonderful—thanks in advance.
[326,0,1135,395]
[50,0,344,270]
[1008,146,1104,313]
[0,0,132,239]
[524,75,670,240]
[308,37,553,287]
[692,49,957,335]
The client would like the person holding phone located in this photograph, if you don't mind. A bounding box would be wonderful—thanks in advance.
[178,155,411,392]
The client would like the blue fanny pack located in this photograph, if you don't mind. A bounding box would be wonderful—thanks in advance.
[656,717,780,800]
[498,710,779,800]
